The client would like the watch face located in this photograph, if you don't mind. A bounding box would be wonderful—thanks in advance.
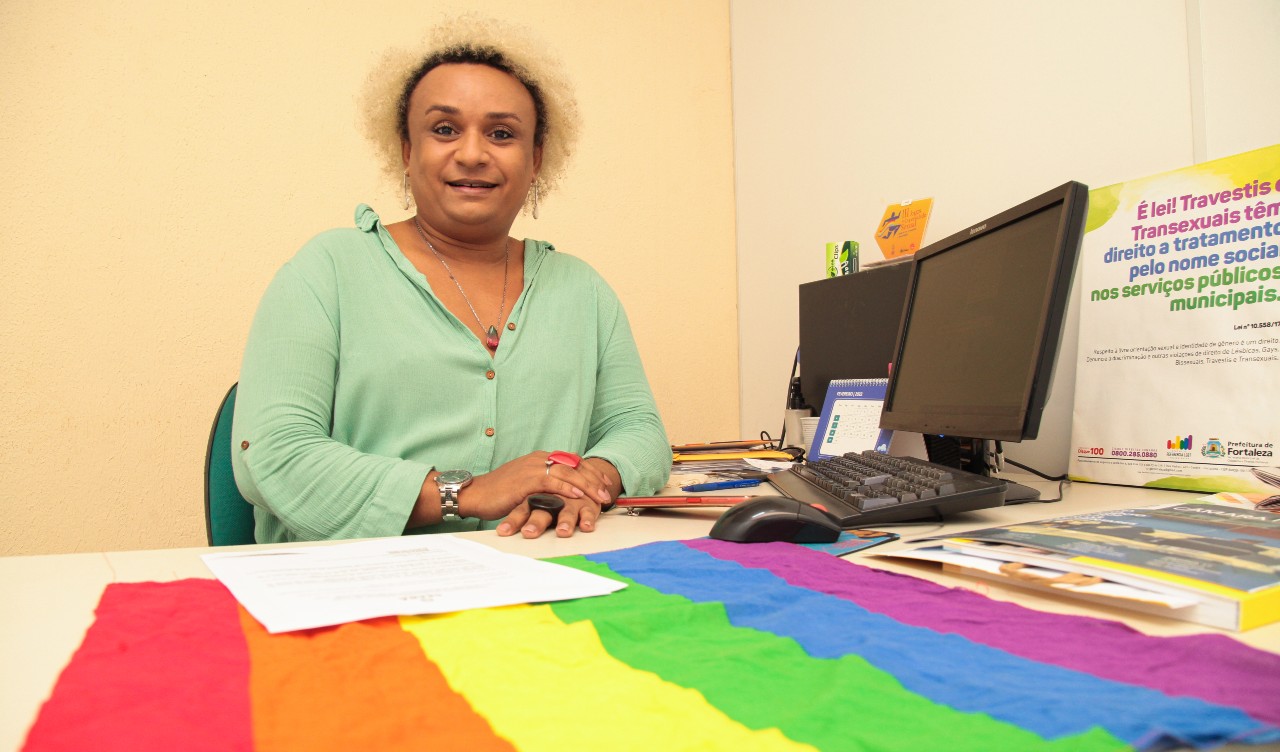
[437,469,473,486]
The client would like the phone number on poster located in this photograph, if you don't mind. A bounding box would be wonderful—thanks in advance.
[1111,449,1158,458]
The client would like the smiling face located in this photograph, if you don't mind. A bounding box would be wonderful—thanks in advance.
[402,63,542,245]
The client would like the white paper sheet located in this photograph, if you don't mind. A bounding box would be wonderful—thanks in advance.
[201,535,625,634]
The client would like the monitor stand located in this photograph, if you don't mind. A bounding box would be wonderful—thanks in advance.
[924,435,1041,504]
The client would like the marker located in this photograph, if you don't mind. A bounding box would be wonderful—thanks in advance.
[680,479,763,492]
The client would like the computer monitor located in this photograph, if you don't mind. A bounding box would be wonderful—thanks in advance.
[797,258,913,407]
[878,181,1089,499]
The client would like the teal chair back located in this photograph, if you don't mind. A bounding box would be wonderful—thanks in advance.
[204,383,257,546]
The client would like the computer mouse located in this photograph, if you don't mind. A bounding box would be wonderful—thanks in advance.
[708,495,842,543]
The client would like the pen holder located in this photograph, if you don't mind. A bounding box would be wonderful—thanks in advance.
[783,408,810,449]
[801,417,820,453]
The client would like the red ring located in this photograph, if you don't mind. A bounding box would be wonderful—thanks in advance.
[545,451,582,469]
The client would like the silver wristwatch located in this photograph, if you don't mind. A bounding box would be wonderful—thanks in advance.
[434,469,473,522]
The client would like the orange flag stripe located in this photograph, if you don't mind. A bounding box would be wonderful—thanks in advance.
[239,609,515,751]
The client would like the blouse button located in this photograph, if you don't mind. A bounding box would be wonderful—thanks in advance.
[240,441,250,450]
[485,428,495,437]
[485,370,495,380]
[506,323,516,331]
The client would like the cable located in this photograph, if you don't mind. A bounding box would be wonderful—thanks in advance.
[1003,457,1068,482]
[1001,458,1068,504]
[776,347,801,450]
[1000,478,1067,504]
[990,442,1069,504]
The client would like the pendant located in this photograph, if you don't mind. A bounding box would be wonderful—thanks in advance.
[485,325,500,350]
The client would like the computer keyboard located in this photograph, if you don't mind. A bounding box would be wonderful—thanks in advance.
[767,450,1006,527]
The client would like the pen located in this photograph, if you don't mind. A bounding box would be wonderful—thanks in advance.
[680,479,763,492]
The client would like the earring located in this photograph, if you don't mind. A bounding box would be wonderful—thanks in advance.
[531,179,540,220]
[402,172,411,211]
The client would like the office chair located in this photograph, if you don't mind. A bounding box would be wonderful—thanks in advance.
[204,383,257,546]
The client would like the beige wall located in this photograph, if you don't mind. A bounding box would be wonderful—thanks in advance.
[730,0,1280,473]
[0,0,738,555]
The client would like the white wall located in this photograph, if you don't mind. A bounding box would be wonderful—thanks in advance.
[730,0,1280,475]
[1195,1,1280,160]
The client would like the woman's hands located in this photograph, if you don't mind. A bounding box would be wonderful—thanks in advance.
[458,453,620,538]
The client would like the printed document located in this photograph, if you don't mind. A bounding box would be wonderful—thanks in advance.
[202,535,625,633]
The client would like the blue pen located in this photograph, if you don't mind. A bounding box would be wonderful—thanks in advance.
[680,479,762,492]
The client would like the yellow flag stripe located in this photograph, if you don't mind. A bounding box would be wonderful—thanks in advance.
[399,605,815,752]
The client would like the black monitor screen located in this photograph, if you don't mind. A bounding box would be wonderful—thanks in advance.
[879,182,1088,443]
[798,259,912,407]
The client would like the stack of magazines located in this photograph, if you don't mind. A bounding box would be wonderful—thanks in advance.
[885,496,1280,631]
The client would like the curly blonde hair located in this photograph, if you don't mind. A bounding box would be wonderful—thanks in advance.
[359,16,580,207]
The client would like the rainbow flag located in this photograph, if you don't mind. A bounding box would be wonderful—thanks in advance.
[23,539,1280,751]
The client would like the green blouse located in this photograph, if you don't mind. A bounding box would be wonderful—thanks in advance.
[232,205,670,543]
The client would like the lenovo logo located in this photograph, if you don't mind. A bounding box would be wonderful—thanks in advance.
[969,223,987,235]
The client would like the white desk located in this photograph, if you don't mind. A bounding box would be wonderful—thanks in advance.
[3,477,1277,751]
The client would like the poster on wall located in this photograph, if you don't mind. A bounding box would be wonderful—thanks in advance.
[1069,143,1279,496]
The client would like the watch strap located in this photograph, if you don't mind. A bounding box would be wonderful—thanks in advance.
[435,470,471,522]
[440,486,462,521]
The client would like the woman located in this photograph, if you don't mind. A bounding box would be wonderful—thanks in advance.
[231,18,670,543]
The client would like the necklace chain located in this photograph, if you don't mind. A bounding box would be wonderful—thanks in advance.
[413,217,509,350]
